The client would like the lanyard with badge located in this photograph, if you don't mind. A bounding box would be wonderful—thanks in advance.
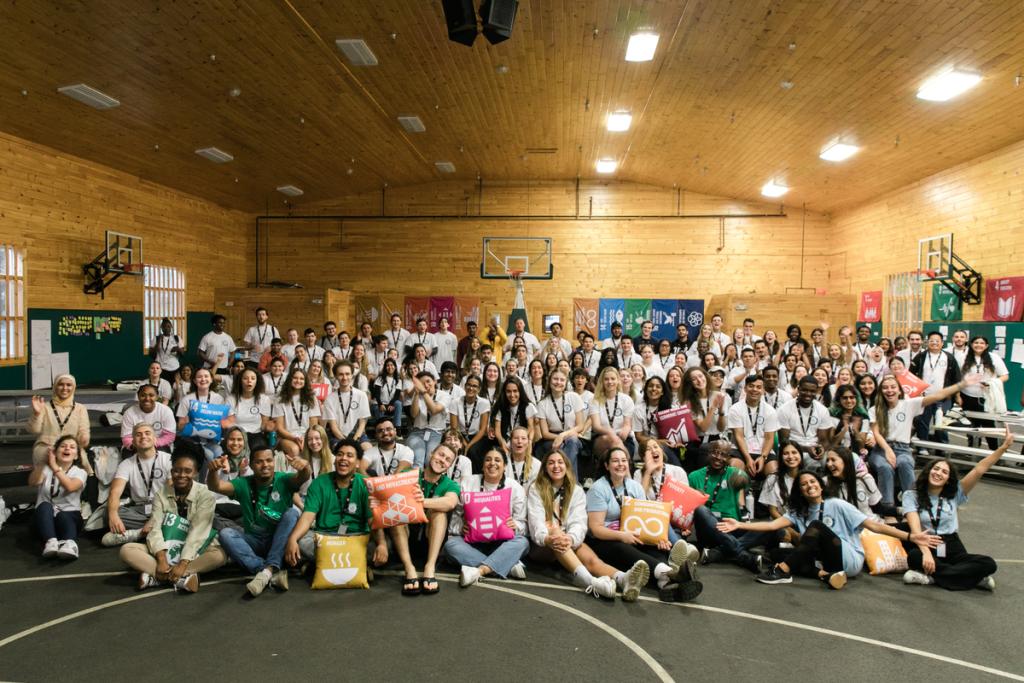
[747,403,761,439]
[604,395,620,430]
[509,457,526,485]
[462,398,479,435]
[550,395,567,431]
[256,324,270,346]
[552,486,565,525]
[380,448,399,476]
[290,399,307,429]
[927,496,949,557]
[702,470,729,518]
[50,400,75,431]
[797,404,815,437]
[136,457,159,513]
[338,391,354,429]
[49,469,63,499]
[334,474,358,534]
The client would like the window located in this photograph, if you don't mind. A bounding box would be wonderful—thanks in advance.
[885,271,923,339]
[143,265,186,352]
[0,244,26,364]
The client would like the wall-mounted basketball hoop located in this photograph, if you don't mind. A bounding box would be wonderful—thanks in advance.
[83,230,144,298]
[917,233,982,304]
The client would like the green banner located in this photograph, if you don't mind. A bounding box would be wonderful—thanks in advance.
[624,299,652,337]
[930,284,962,321]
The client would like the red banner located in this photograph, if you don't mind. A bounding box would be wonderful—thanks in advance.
[452,297,480,337]
[428,297,455,332]
[404,297,430,330]
[859,290,882,323]
[574,298,599,339]
[983,277,1024,322]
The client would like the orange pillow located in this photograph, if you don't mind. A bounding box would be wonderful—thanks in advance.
[860,529,909,575]
[658,476,709,532]
[620,498,672,545]
[365,469,428,530]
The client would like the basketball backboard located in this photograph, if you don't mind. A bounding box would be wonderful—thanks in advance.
[481,237,553,279]
[105,230,143,273]
[917,234,952,281]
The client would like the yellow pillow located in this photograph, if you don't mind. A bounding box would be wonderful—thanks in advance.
[620,498,672,545]
[311,533,370,589]
[860,529,908,575]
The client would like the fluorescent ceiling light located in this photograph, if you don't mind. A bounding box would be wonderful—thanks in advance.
[435,161,456,173]
[595,159,618,174]
[57,84,120,110]
[819,142,859,162]
[277,185,304,197]
[916,69,982,102]
[195,147,234,163]
[761,181,789,198]
[398,115,426,133]
[606,111,632,132]
[625,32,659,62]
[335,39,378,66]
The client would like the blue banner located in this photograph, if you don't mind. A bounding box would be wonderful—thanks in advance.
[598,299,625,339]
[677,300,704,341]
[650,299,680,339]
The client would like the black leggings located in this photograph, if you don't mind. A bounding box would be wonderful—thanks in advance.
[905,532,996,591]
[587,536,668,585]
[783,521,845,577]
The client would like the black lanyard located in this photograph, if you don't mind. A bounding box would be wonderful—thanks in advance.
[390,330,402,348]
[461,399,479,434]
[270,374,283,393]
[552,486,564,525]
[549,394,566,431]
[927,353,942,373]
[746,402,761,438]
[334,475,353,516]
[417,333,428,346]
[604,395,620,429]
[136,457,157,499]
[645,404,659,437]
[256,324,270,346]
[611,483,626,509]
[660,355,672,369]
[702,470,727,507]
[249,479,272,511]
[160,335,175,355]
[583,351,594,368]
[652,470,664,498]
[48,469,63,498]
[338,391,354,425]
[290,399,307,428]
[50,401,75,431]
[174,492,189,518]
[927,496,945,533]
[503,403,524,439]
[528,384,542,404]
[420,476,440,499]
[797,404,814,437]
[379,448,399,475]
[379,378,397,403]
[509,457,526,485]
[374,350,386,369]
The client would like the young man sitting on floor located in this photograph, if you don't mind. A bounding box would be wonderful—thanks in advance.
[96,423,172,545]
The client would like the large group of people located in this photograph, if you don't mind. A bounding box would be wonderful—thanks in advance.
[23,310,1018,601]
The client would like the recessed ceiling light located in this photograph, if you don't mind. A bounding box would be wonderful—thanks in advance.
[398,115,426,133]
[195,147,234,163]
[761,181,789,198]
[595,158,617,173]
[606,111,632,132]
[819,142,860,162]
[625,32,659,62]
[435,161,456,173]
[335,39,378,66]
[57,84,120,110]
[916,69,982,102]
[277,185,304,197]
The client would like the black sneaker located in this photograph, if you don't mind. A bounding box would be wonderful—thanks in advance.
[755,564,793,585]
[658,580,704,603]
[700,548,723,565]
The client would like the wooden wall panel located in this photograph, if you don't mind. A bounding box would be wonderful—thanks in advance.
[705,293,858,342]
[830,138,1024,323]
[0,132,249,313]
[213,287,355,342]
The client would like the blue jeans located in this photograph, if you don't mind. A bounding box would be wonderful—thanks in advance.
[407,428,442,469]
[692,506,772,562]
[534,436,582,479]
[371,399,403,428]
[218,507,299,573]
[869,443,915,506]
[34,503,82,542]
[915,399,950,444]
[443,535,529,578]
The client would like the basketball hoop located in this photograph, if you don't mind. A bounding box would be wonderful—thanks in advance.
[507,269,524,280]
[122,262,145,276]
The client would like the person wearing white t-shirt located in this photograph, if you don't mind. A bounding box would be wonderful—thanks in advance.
[959,335,1010,449]
[121,385,176,449]
[639,345,666,380]
[300,328,326,363]
[437,362,465,404]
[407,344,439,380]
[361,419,415,477]
[600,320,624,352]
[869,373,978,506]
[271,367,322,458]
[145,361,173,405]
[909,331,963,448]
[503,318,541,359]
[31,435,88,560]
[358,322,375,351]
[433,317,459,367]
[760,366,794,412]
[534,369,585,477]
[709,314,731,353]
[541,321,573,360]
[385,313,411,356]
[407,372,451,468]
[726,374,779,477]
[726,348,759,393]
[616,336,642,371]
[589,366,637,460]
[493,376,538,456]
[198,315,237,374]
[150,318,184,382]
[281,328,300,363]
[850,325,875,362]
[175,368,227,460]
[227,367,274,440]
[896,330,924,368]
[405,318,436,359]
[450,375,491,469]
[100,423,172,546]
[242,307,280,362]
[777,378,834,468]
[323,361,371,452]
[262,357,287,398]
[633,438,687,504]
[577,334,600,377]
[945,329,970,367]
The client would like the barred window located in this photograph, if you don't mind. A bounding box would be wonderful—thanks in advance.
[143,265,186,352]
[885,271,923,339]
[0,244,26,364]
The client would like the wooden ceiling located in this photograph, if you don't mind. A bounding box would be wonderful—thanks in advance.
[1,0,1023,213]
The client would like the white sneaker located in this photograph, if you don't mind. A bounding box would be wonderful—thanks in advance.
[508,562,527,580]
[42,538,59,558]
[586,575,617,599]
[622,560,650,602]
[270,569,289,592]
[56,540,79,560]
[138,572,158,590]
[903,570,934,586]
[101,528,142,547]
[175,574,199,593]
[666,540,698,582]
[460,565,481,587]
[978,576,996,591]
[246,569,273,596]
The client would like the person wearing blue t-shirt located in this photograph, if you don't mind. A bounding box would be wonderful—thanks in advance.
[902,427,1014,590]
[719,470,940,589]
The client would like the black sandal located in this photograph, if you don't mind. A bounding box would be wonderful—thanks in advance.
[421,577,440,595]
[402,577,421,596]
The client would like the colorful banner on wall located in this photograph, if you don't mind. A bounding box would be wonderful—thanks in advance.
[624,299,652,337]
[355,295,383,326]
[592,299,704,341]
[983,277,1024,322]
[858,291,882,323]
[404,297,430,327]
[574,298,599,338]
[452,297,480,336]
[598,299,625,339]
[930,284,962,321]
[428,297,455,332]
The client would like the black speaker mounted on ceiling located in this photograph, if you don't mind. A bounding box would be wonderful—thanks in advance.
[442,0,478,47]
[480,0,518,44]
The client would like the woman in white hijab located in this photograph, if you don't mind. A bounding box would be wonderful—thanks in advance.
[28,374,92,474]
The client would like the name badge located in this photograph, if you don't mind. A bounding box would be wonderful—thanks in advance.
[144,504,153,515]
[336,523,349,536]
[712,511,722,520]
[936,543,947,558]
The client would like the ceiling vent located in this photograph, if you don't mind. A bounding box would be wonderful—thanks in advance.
[57,84,120,110]
[435,161,456,173]
[398,116,426,133]
[335,39,379,66]
[277,185,304,197]
[195,147,234,163]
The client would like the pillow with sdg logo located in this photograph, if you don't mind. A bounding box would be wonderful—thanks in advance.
[462,489,514,544]
[620,498,672,545]
[860,529,909,575]
[365,469,428,530]
[312,533,369,589]
[658,477,709,532]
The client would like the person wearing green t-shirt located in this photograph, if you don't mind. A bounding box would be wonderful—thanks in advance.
[208,445,310,597]
[284,439,388,569]
[688,440,770,572]
[387,444,460,596]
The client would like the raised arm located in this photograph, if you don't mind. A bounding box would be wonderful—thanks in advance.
[960,426,1015,494]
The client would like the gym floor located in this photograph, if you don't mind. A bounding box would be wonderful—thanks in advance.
[1,469,1022,682]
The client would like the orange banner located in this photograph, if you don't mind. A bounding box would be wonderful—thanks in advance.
[452,297,481,336]
[574,298,599,339]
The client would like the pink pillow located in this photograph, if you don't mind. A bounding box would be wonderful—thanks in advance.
[462,489,515,543]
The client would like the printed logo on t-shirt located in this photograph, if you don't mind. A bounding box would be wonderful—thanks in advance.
[823,515,835,528]
[896,413,907,423]
[270,491,281,502]
[152,421,162,431]
[250,406,260,415]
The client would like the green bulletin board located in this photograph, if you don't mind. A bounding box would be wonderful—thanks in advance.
[923,321,1024,412]
[28,309,147,387]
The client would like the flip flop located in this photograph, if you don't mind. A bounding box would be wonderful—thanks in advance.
[402,577,421,596]
[421,576,440,595]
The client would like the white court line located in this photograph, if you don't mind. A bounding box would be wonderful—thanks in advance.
[0,571,129,584]
[994,559,1024,564]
